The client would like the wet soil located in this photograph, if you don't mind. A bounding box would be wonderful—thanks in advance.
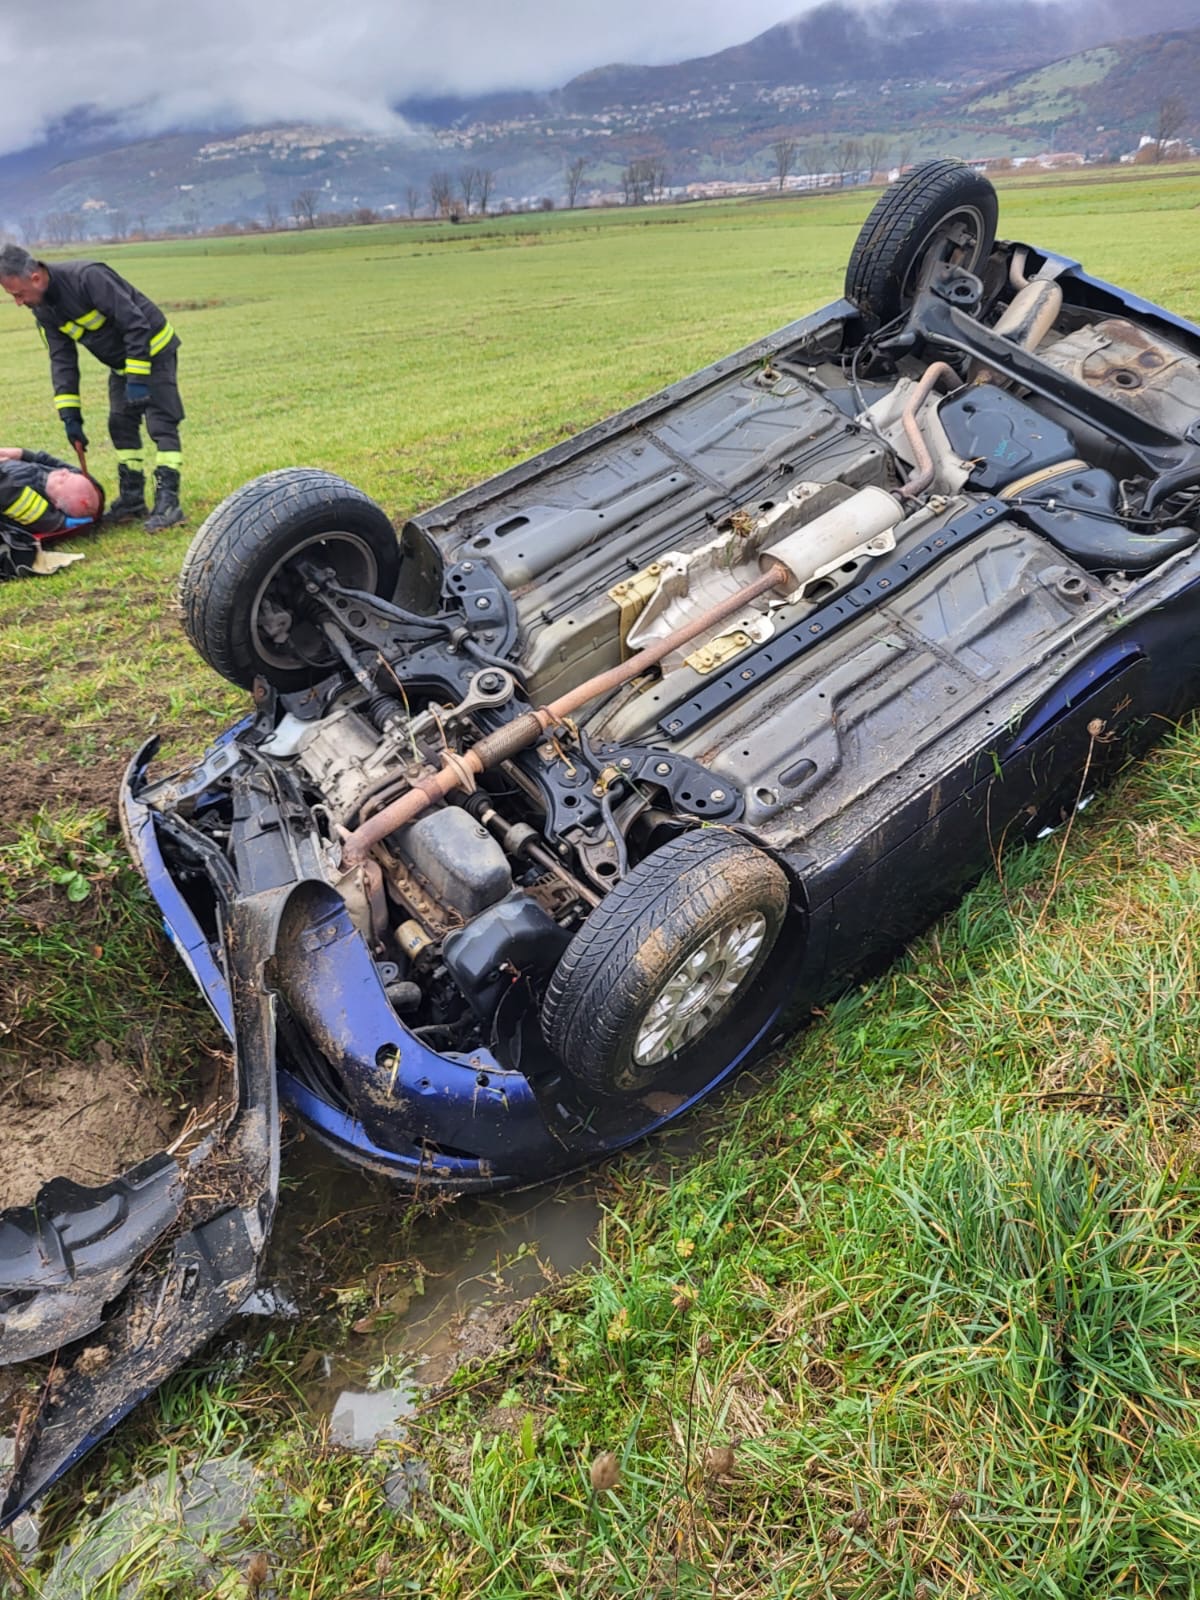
[0,1051,181,1212]
[2,737,126,831]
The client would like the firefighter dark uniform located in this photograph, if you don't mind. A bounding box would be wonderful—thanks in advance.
[0,450,81,580]
[31,261,185,531]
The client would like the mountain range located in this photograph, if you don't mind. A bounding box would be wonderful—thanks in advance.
[3,0,1198,235]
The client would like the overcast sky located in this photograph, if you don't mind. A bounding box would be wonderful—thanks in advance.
[1,0,807,159]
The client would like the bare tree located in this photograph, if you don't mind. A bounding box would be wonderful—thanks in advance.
[429,170,453,217]
[292,188,319,228]
[621,158,655,205]
[801,141,828,188]
[458,166,479,214]
[44,211,80,245]
[476,168,496,215]
[264,199,282,230]
[109,211,130,241]
[404,183,421,218]
[1155,94,1188,160]
[862,136,888,179]
[771,137,798,192]
[565,155,589,208]
[833,138,863,187]
[18,215,40,246]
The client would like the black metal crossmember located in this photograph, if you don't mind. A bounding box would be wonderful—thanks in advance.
[658,497,1007,741]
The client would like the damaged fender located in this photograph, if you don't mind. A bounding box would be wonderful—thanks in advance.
[0,759,295,1528]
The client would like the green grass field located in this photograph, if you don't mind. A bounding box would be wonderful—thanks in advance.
[4,171,1200,1597]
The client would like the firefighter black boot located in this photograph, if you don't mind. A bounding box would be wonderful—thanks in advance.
[144,466,184,533]
[108,462,148,522]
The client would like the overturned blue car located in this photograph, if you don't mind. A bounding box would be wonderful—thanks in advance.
[8,159,1200,1521]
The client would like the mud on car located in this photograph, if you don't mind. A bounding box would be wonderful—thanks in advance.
[8,159,1200,1520]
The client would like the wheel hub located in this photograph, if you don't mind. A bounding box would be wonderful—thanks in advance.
[249,530,380,673]
[633,912,768,1067]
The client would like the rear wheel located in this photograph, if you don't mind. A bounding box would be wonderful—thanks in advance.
[179,468,400,690]
[541,830,790,1098]
[845,158,998,329]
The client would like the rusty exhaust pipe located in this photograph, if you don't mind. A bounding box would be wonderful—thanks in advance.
[341,560,791,864]
[897,360,959,500]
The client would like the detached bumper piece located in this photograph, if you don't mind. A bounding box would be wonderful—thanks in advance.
[0,870,283,1530]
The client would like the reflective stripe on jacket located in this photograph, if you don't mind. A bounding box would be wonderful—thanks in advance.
[0,450,70,535]
[30,261,179,410]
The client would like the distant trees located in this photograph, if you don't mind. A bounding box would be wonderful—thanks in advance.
[801,141,828,187]
[862,136,888,178]
[565,155,590,208]
[404,184,422,218]
[771,138,798,191]
[620,157,668,205]
[832,138,863,187]
[1154,94,1188,159]
[292,188,319,228]
[429,170,453,217]
[264,199,282,230]
[454,166,498,216]
[43,211,81,245]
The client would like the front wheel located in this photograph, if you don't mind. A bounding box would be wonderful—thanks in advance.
[179,468,400,690]
[541,830,790,1098]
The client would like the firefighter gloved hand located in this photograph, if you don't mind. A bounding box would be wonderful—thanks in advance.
[124,378,151,411]
[60,409,89,450]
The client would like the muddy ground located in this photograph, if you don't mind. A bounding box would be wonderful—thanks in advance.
[1,732,208,1212]
[0,1053,182,1212]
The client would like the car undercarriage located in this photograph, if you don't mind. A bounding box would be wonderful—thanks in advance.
[7,158,1200,1524]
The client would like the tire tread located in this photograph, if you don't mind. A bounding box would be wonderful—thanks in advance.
[845,158,998,327]
[542,830,789,1096]
[179,468,398,688]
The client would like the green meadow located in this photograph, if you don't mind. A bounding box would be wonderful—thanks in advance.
[4,168,1200,1597]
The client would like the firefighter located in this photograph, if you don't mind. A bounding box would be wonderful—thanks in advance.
[0,243,185,532]
[0,446,101,580]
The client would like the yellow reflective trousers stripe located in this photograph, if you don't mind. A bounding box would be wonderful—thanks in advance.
[6,487,49,525]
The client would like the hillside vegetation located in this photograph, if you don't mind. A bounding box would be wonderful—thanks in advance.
[5,11,1200,230]
[2,169,1200,1597]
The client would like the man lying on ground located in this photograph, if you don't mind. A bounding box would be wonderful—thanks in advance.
[0,447,102,581]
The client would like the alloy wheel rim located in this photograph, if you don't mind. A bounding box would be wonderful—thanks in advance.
[632,912,768,1068]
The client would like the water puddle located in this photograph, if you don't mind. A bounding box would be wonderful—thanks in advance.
[273,1136,606,1431]
[24,1452,259,1598]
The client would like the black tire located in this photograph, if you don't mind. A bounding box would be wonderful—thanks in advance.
[541,830,790,1098]
[179,468,400,690]
[845,158,999,329]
